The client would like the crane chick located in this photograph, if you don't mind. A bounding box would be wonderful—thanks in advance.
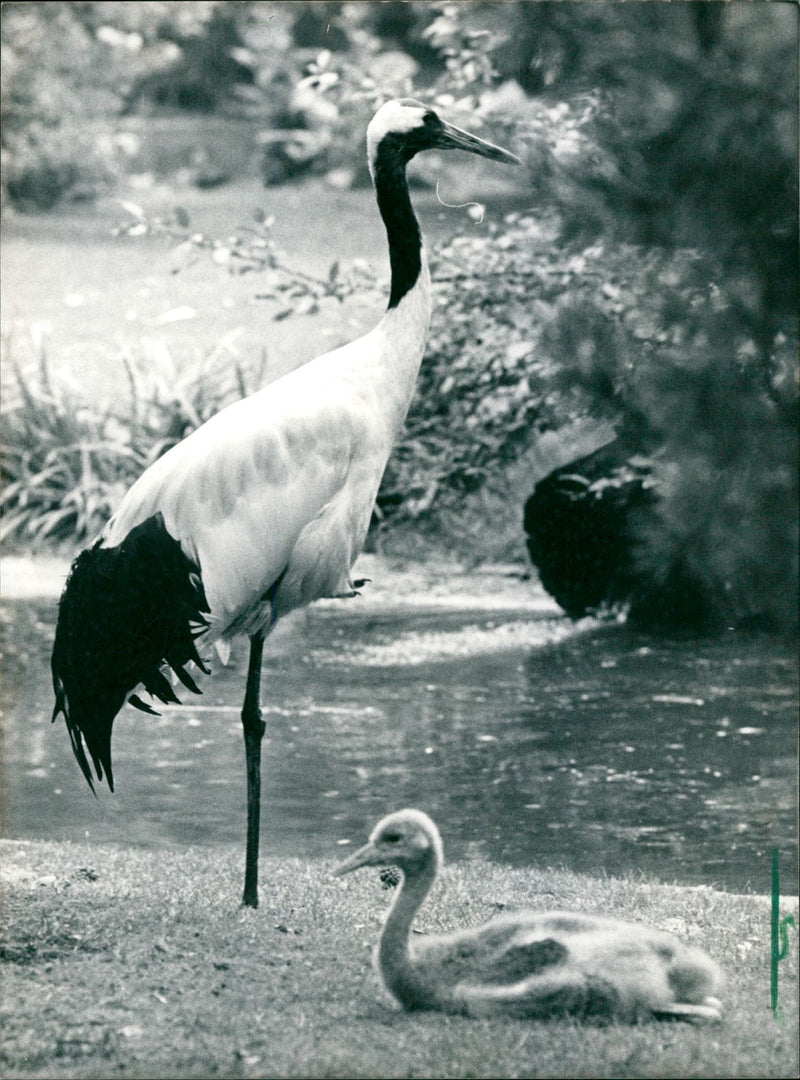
[334,809,724,1022]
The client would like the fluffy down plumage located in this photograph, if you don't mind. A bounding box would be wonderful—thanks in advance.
[334,809,724,1021]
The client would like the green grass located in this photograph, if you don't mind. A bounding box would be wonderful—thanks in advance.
[1,839,796,1079]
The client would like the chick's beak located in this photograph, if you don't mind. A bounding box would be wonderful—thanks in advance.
[333,841,380,877]
[435,120,520,165]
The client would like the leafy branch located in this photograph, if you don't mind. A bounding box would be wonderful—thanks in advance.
[115,200,383,320]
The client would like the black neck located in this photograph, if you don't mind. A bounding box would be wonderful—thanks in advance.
[373,138,423,309]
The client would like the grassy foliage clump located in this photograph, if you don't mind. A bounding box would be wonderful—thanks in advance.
[0,838,797,1079]
[0,331,266,549]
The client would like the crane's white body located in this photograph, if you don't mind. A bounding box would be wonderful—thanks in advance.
[104,260,431,638]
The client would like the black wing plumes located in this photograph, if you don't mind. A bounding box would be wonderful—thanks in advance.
[51,513,210,791]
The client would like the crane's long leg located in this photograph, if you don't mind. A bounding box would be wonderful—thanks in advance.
[241,632,266,909]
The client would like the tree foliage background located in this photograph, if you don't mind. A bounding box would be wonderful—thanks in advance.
[2,1,797,633]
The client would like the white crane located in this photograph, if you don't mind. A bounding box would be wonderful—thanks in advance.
[51,99,520,909]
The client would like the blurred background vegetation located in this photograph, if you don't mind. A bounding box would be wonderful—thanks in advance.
[1,1,797,635]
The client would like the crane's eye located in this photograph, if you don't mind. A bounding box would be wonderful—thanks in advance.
[383,832,402,844]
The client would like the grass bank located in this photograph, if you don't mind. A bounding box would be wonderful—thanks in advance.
[1,839,797,1079]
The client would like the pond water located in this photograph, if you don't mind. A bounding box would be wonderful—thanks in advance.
[2,597,797,894]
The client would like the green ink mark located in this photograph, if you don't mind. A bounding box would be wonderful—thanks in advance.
[771,847,797,1025]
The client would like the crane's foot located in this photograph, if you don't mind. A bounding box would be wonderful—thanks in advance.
[653,998,723,1022]
[333,578,372,598]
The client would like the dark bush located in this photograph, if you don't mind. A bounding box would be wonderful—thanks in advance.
[524,449,657,619]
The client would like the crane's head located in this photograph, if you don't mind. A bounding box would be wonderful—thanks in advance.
[333,808,444,877]
[367,99,520,176]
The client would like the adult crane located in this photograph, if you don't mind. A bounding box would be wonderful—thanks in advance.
[51,99,520,909]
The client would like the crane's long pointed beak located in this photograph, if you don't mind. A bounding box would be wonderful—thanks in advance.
[332,841,379,876]
[436,120,521,165]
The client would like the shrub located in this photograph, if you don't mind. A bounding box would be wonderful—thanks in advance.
[388,215,798,631]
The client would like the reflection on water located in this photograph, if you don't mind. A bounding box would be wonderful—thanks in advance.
[3,599,797,894]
